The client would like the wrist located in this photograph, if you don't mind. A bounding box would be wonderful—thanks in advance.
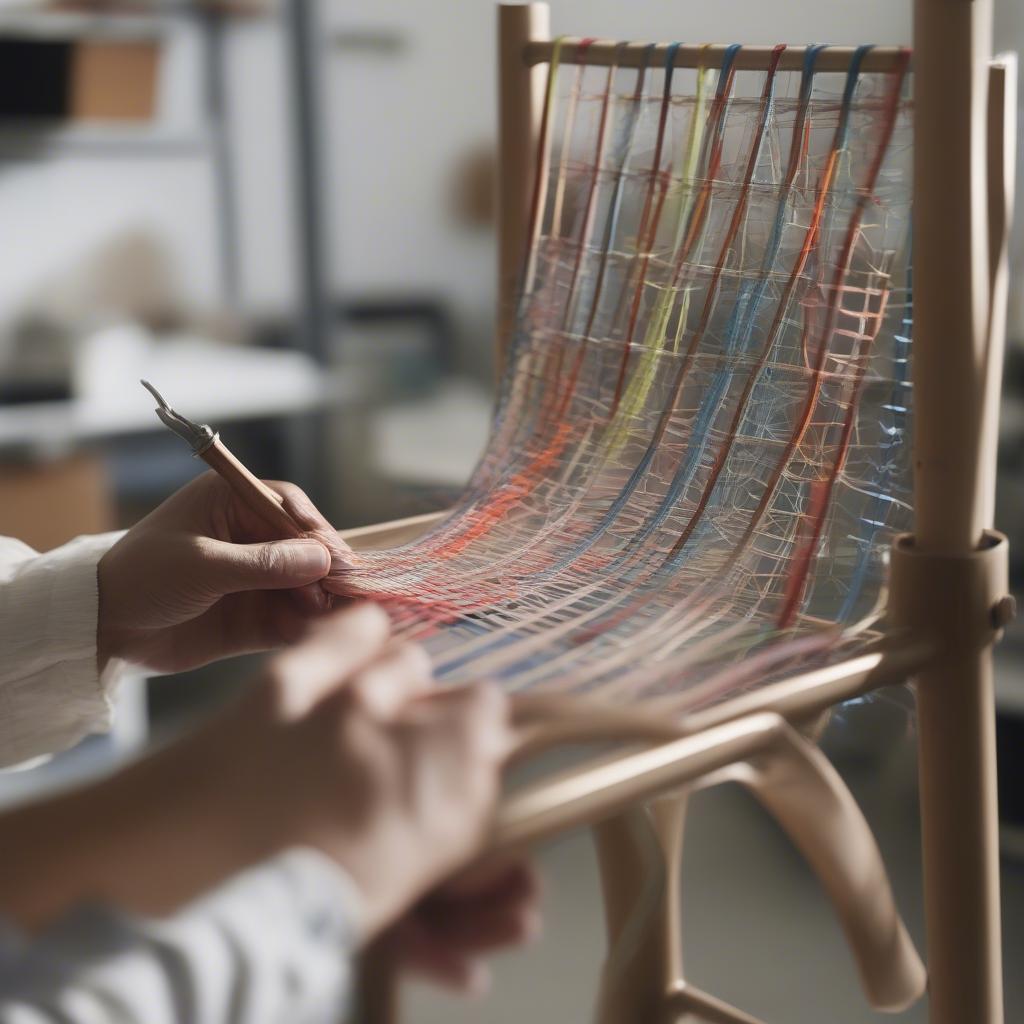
[303,822,426,940]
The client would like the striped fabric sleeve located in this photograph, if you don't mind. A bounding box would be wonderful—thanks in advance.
[0,848,365,1024]
[0,533,129,768]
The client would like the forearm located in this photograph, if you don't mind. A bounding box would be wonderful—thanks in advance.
[0,719,274,931]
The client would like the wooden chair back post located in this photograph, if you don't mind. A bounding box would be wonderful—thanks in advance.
[903,1,1014,1022]
[496,2,550,371]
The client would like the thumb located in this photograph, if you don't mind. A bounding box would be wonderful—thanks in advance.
[197,537,331,595]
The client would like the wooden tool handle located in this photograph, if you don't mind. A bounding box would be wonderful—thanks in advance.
[200,438,304,538]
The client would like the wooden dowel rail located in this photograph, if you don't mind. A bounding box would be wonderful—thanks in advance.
[524,40,910,74]
[494,712,786,852]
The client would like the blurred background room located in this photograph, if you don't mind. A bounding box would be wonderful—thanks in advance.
[0,1,1021,1021]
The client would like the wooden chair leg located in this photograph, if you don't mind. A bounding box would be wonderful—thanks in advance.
[662,985,766,1024]
[590,723,926,1020]
[890,526,1012,1024]
[916,649,1003,1024]
[736,728,926,1012]
[592,796,764,1024]
[592,794,689,1024]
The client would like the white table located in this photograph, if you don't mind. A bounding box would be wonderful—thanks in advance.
[0,331,363,456]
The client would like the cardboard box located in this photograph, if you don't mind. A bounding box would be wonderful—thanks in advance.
[71,39,159,122]
[0,453,115,552]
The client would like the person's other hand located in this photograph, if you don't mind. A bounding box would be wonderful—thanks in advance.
[211,604,516,937]
[387,857,542,995]
[97,472,350,673]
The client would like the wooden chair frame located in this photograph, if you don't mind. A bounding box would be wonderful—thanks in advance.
[347,3,1017,1021]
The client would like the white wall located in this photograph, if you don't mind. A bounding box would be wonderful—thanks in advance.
[5,1,1024,355]
[324,0,913,369]
[0,22,222,319]
[222,16,297,315]
[0,14,301,326]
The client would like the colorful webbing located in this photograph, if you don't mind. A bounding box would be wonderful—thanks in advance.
[473,43,787,582]
[671,44,715,260]
[529,37,598,421]
[337,46,915,711]
[519,36,565,298]
[603,45,793,571]
[727,44,878,568]
[541,45,790,576]
[776,46,912,627]
[653,43,829,571]
[837,239,912,622]
[560,41,617,335]
[604,42,685,418]
[607,43,743,418]
[550,38,597,236]
[421,44,658,560]
[608,46,714,455]
[577,43,658,348]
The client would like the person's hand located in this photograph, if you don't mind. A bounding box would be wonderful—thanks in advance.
[230,604,516,935]
[387,858,542,994]
[211,604,532,959]
[97,472,351,673]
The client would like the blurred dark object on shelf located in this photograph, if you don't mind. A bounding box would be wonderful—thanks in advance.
[331,26,407,58]
[997,706,1024,861]
[451,143,496,228]
[0,37,69,118]
[0,36,159,122]
[0,315,73,404]
[997,345,1024,580]
[336,294,457,381]
[18,2,272,17]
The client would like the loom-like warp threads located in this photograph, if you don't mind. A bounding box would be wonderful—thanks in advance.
[342,44,914,716]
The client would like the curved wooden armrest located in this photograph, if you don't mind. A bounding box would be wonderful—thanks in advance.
[728,730,926,1012]
[493,713,785,851]
[494,711,925,1014]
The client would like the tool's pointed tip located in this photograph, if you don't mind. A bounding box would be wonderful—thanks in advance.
[140,379,168,408]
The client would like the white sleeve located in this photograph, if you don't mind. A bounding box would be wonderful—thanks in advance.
[0,848,365,1024]
[0,534,128,767]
